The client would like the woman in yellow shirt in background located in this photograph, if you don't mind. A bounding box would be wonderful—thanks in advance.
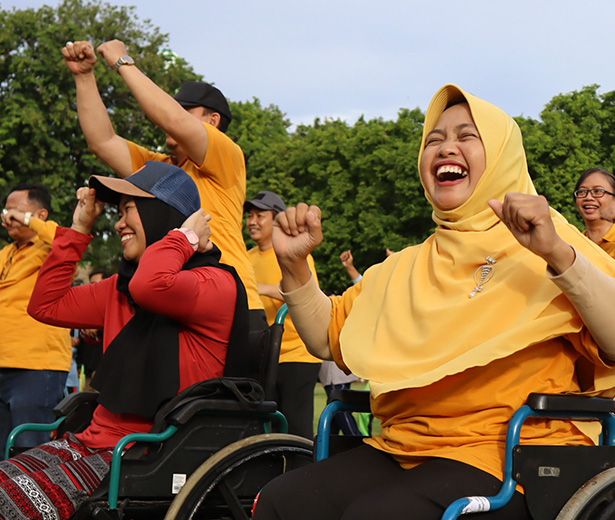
[574,167,615,257]
[253,85,615,519]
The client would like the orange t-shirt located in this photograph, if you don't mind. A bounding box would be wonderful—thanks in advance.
[591,223,615,259]
[248,247,320,363]
[0,219,71,370]
[328,284,605,482]
[127,124,262,310]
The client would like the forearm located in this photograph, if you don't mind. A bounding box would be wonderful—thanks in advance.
[549,250,615,359]
[118,66,206,162]
[74,73,132,176]
[26,218,57,244]
[345,265,361,282]
[129,231,202,317]
[279,257,313,292]
[257,283,284,301]
[28,228,104,329]
[541,238,576,275]
[281,274,332,360]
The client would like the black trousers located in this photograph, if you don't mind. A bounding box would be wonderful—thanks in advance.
[253,444,531,520]
[274,362,320,439]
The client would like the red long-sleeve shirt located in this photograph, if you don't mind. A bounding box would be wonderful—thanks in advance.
[28,227,237,449]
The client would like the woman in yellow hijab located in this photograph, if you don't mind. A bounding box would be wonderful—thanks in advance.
[253,85,615,520]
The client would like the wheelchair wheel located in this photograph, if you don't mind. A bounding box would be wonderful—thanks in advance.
[555,467,615,520]
[164,433,313,520]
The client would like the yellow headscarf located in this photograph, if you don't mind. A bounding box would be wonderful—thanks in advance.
[339,84,615,398]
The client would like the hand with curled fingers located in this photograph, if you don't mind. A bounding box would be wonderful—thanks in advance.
[1,209,26,229]
[181,209,213,253]
[72,187,105,235]
[272,203,323,263]
[489,193,575,273]
[339,250,354,268]
[61,41,97,75]
[96,39,129,69]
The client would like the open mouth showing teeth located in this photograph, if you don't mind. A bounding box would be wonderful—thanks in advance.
[436,165,468,181]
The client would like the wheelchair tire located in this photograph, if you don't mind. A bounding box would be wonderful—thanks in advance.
[555,467,615,520]
[163,433,313,520]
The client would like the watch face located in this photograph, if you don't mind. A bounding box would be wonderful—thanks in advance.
[115,55,134,70]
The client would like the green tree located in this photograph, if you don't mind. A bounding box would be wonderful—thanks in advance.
[517,85,615,227]
[0,0,199,265]
[264,108,431,294]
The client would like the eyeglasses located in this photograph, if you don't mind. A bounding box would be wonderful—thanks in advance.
[573,188,615,199]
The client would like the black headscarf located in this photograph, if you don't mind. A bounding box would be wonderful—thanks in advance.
[92,198,248,419]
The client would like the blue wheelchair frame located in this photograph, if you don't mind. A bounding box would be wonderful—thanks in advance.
[316,392,615,519]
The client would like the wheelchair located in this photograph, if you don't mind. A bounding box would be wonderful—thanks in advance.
[6,305,314,520]
[316,389,615,519]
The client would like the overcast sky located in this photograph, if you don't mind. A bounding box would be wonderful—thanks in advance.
[5,0,615,126]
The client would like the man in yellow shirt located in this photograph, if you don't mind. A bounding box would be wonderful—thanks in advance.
[61,39,267,347]
[245,191,321,438]
[0,184,71,456]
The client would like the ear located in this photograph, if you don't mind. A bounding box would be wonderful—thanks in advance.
[37,208,49,221]
[208,112,222,129]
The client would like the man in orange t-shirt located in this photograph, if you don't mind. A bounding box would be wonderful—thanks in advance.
[0,184,71,455]
[246,191,321,438]
[62,39,267,343]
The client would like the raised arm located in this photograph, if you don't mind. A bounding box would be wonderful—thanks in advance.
[127,209,233,323]
[490,193,615,359]
[339,249,362,283]
[28,188,109,329]
[273,203,332,359]
[96,40,209,166]
[62,41,133,176]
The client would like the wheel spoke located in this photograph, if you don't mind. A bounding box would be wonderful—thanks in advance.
[165,434,313,520]
[217,477,251,520]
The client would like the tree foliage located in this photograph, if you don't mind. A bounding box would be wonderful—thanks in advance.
[2,0,615,292]
[517,85,615,228]
[0,0,199,268]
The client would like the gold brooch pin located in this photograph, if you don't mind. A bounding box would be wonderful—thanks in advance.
[469,256,496,298]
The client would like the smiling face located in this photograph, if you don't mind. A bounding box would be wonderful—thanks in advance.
[246,208,275,249]
[114,197,147,262]
[420,103,486,211]
[575,172,615,224]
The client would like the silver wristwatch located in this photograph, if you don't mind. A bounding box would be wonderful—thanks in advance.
[113,55,135,72]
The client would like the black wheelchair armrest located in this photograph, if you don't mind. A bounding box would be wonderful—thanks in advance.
[164,398,278,427]
[527,392,615,414]
[53,391,99,418]
[328,389,371,412]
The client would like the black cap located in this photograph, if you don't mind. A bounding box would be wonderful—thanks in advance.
[174,81,232,123]
[244,191,286,214]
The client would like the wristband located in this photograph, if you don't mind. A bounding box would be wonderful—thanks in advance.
[23,212,32,227]
[174,227,199,251]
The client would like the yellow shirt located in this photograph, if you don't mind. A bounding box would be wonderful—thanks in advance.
[0,219,71,370]
[595,223,615,258]
[127,124,262,310]
[248,246,320,363]
[328,282,605,482]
